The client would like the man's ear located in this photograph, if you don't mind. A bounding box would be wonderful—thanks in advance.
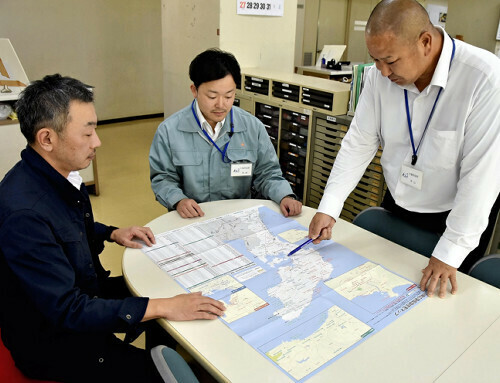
[419,31,433,56]
[36,127,56,152]
[190,84,198,98]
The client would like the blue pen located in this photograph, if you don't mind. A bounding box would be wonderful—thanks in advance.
[287,237,315,256]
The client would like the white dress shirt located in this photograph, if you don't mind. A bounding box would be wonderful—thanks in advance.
[318,28,500,268]
[67,171,83,190]
[195,99,226,142]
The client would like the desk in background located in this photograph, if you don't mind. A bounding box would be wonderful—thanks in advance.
[123,199,500,382]
[296,66,352,82]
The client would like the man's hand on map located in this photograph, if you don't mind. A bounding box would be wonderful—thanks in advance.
[176,198,205,218]
[308,212,336,244]
[280,196,303,217]
[110,226,156,249]
[144,292,226,321]
[419,256,458,298]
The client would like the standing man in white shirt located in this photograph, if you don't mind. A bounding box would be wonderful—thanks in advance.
[309,0,500,298]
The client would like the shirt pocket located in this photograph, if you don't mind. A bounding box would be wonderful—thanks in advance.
[421,129,459,169]
[171,150,202,166]
[171,150,207,192]
[226,148,257,163]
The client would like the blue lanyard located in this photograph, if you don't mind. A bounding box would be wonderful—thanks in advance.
[191,99,234,163]
[404,37,455,166]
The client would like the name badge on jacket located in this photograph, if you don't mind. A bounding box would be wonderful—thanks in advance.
[231,162,253,177]
[400,164,423,190]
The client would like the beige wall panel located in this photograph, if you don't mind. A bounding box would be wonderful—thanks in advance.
[317,0,348,59]
[161,0,219,116]
[295,0,306,67]
[161,0,297,116]
[345,0,378,63]
[0,0,163,120]
[219,0,297,72]
[446,0,499,53]
[302,0,321,66]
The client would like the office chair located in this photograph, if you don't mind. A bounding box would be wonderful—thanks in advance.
[468,254,500,289]
[151,345,200,383]
[352,206,440,257]
[0,328,58,383]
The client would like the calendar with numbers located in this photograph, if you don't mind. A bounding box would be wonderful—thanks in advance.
[237,0,284,17]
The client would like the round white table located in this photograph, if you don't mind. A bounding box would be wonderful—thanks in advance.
[123,199,500,383]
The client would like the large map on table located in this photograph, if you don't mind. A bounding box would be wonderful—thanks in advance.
[142,206,426,381]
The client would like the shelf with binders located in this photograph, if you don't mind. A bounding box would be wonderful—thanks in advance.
[240,68,350,117]
[236,68,352,204]
[279,107,312,202]
[306,112,385,221]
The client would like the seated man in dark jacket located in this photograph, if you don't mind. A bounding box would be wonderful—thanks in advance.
[0,74,225,383]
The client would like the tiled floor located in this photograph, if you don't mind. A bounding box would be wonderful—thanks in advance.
[89,118,216,382]
[90,117,166,275]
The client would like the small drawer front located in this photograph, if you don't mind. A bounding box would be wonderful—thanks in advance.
[245,76,269,96]
[302,87,334,111]
[272,81,300,102]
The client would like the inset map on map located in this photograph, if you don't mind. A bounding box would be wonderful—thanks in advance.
[142,206,426,381]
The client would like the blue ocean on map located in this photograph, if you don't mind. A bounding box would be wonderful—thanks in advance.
[349,282,413,312]
[145,205,427,383]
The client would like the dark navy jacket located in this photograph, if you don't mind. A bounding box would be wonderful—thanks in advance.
[0,146,149,367]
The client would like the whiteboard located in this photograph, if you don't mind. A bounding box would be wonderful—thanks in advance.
[315,45,346,67]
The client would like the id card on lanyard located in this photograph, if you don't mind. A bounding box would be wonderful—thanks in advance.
[191,99,234,163]
[400,164,423,190]
[191,100,253,177]
[400,36,456,190]
[231,162,253,176]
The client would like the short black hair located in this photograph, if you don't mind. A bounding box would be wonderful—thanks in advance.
[189,48,241,89]
[16,74,94,144]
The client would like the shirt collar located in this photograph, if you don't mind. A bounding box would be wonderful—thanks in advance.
[22,146,86,203]
[67,171,83,190]
[195,99,226,136]
[429,26,454,91]
[400,26,454,94]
